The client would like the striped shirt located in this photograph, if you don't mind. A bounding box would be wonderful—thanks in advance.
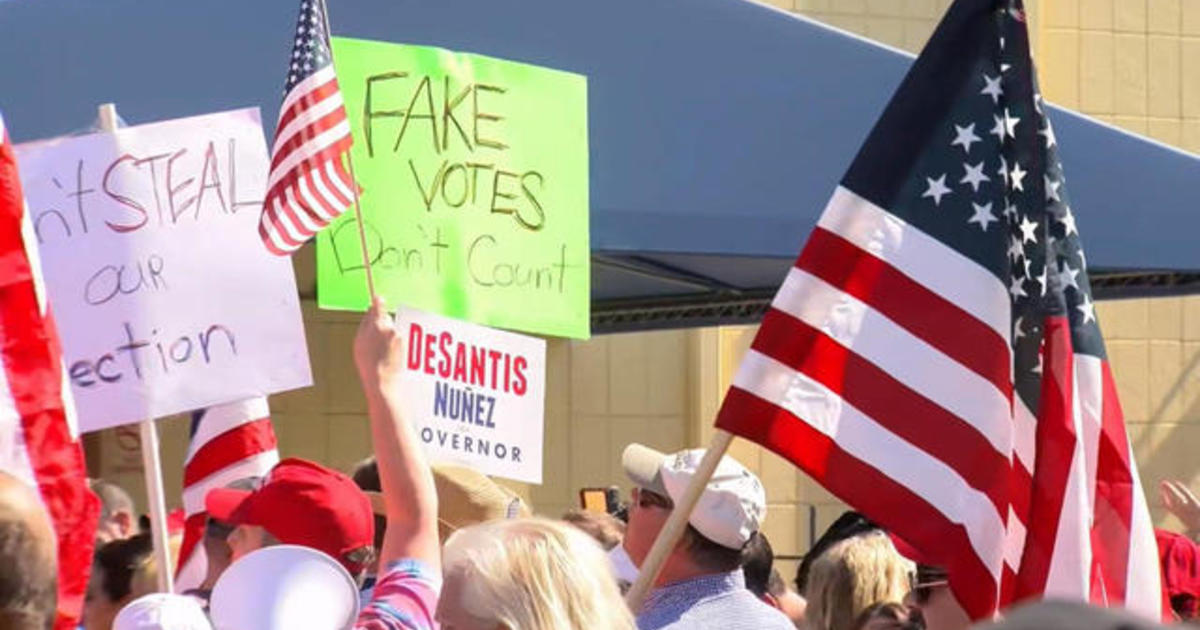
[355,559,441,630]
[636,569,793,630]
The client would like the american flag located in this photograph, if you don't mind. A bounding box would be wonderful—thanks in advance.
[174,397,279,592]
[0,112,100,630]
[715,0,1161,619]
[258,0,357,256]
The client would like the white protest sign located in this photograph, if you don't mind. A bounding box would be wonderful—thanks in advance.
[396,306,545,484]
[15,108,312,433]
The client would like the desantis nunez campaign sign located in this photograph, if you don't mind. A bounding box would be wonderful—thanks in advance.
[395,306,545,483]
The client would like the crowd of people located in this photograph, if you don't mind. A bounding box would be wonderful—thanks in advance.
[1,300,1198,629]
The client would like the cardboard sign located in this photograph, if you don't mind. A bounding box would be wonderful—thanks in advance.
[317,38,591,339]
[395,307,545,484]
[15,109,312,433]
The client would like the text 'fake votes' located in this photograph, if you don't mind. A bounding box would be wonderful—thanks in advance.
[329,70,581,294]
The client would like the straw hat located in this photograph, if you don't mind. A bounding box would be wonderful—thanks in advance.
[364,463,529,540]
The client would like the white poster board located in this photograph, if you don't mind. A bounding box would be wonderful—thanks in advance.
[15,108,312,433]
[396,306,545,484]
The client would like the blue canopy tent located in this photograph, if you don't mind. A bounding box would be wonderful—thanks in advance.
[3,0,1198,332]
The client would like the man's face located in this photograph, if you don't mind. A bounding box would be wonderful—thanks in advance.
[226,524,270,563]
[622,487,674,567]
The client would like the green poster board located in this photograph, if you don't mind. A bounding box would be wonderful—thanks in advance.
[317,38,590,339]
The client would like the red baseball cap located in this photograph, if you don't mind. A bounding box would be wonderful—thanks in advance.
[205,458,374,575]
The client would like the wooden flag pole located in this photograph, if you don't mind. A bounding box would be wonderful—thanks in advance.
[317,0,376,301]
[97,103,174,594]
[624,429,736,612]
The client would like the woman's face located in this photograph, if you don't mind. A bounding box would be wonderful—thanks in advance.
[82,566,128,630]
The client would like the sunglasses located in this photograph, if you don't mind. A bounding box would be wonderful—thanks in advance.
[908,573,949,605]
[632,487,674,510]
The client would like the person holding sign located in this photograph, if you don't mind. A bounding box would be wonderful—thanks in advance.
[355,299,635,630]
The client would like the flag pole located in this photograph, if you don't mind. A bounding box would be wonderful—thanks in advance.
[624,429,736,612]
[317,0,376,301]
[98,103,174,593]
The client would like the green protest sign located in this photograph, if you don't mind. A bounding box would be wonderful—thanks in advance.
[317,38,590,339]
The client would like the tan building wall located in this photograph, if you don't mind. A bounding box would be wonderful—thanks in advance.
[88,0,1200,584]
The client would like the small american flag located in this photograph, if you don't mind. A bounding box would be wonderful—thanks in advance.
[174,397,279,593]
[716,0,1161,619]
[258,0,357,256]
[0,111,100,630]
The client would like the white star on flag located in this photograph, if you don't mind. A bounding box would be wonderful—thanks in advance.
[961,161,990,192]
[981,73,1003,104]
[968,201,997,231]
[1045,175,1061,202]
[1077,293,1097,324]
[1039,121,1057,148]
[1009,275,1028,300]
[952,123,981,154]
[1060,207,1078,236]
[1010,161,1027,191]
[1019,215,1039,243]
[990,114,1007,141]
[1007,235,1024,261]
[922,174,952,206]
[1003,108,1021,137]
[1057,261,1080,291]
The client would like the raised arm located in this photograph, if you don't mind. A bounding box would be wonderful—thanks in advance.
[353,298,440,570]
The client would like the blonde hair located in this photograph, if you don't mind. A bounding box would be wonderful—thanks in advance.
[803,531,913,630]
[442,517,635,630]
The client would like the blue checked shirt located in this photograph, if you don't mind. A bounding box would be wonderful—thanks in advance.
[635,569,795,630]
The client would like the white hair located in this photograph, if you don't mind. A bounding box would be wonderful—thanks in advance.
[441,517,635,630]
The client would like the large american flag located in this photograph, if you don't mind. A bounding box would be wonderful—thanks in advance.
[258,0,357,256]
[0,112,100,630]
[716,0,1161,619]
[174,397,279,592]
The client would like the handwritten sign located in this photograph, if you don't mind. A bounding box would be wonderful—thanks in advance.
[15,108,312,433]
[395,307,545,484]
[316,39,590,339]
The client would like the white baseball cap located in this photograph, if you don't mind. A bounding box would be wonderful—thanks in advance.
[209,545,360,630]
[113,593,211,630]
[622,443,766,549]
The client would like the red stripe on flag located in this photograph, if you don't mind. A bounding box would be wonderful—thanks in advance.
[318,160,352,208]
[274,76,342,136]
[0,129,101,630]
[798,228,1012,398]
[716,386,998,619]
[182,418,277,487]
[175,512,208,584]
[268,105,348,172]
[1013,315,1076,601]
[752,308,1012,517]
[263,134,354,209]
[1089,361,1134,605]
